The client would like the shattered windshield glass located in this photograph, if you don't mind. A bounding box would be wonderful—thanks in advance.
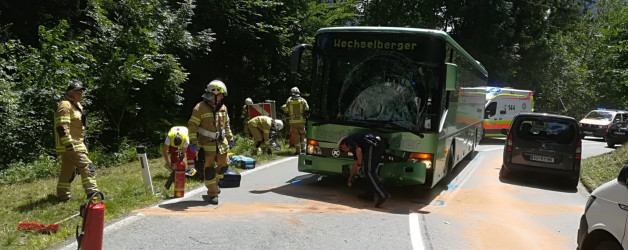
[312,32,445,133]
[335,52,434,131]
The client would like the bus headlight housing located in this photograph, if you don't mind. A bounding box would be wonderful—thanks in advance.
[409,152,433,170]
[306,139,322,155]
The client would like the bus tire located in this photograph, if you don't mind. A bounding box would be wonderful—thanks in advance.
[446,147,454,175]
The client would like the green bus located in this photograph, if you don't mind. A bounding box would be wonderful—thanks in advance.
[290,27,488,188]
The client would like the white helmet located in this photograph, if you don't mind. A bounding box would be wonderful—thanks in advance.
[273,119,284,131]
[244,98,253,105]
[202,80,228,100]
[290,87,300,97]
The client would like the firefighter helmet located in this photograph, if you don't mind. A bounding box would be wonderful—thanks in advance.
[273,119,284,131]
[245,98,253,105]
[290,87,300,97]
[202,80,228,100]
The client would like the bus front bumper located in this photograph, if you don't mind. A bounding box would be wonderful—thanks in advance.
[297,154,428,186]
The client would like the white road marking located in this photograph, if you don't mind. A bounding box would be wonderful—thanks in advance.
[161,156,297,205]
[408,147,500,249]
[409,212,426,250]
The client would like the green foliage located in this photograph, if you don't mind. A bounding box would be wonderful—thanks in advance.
[0,155,59,185]
[84,0,209,147]
[88,139,138,168]
[0,21,94,167]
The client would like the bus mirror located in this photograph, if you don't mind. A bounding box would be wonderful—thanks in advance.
[290,44,313,74]
[445,63,458,91]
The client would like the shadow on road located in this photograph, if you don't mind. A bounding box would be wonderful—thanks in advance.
[248,152,479,215]
[499,170,578,193]
[480,137,505,146]
[158,198,210,211]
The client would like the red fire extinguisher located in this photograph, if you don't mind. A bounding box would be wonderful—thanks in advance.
[289,129,295,148]
[76,191,105,250]
[174,161,186,198]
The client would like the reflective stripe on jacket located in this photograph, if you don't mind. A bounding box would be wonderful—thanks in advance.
[281,97,309,124]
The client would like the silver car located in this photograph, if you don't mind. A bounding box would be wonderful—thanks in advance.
[500,113,582,188]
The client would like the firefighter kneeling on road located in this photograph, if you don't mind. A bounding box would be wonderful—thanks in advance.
[161,126,196,176]
[247,115,284,155]
[188,79,234,205]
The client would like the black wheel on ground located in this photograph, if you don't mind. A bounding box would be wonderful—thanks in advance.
[568,177,579,189]
[445,148,454,175]
[593,239,622,250]
[499,166,509,181]
[607,141,615,148]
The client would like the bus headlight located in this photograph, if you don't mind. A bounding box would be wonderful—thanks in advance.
[421,160,432,170]
[306,139,322,155]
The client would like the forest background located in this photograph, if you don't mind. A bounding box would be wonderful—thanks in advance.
[0,0,626,182]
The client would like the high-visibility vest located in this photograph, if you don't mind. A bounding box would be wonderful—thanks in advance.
[167,126,189,149]
[282,97,309,124]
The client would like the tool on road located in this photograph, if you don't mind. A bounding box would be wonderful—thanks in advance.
[17,211,79,233]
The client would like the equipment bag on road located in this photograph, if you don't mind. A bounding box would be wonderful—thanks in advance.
[218,169,241,188]
[230,155,255,169]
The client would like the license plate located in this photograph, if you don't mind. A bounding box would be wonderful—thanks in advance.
[614,132,626,135]
[531,155,554,163]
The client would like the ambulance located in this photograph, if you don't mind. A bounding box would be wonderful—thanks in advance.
[483,87,534,137]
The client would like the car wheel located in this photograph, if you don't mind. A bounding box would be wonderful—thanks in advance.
[568,177,579,189]
[606,141,615,148]
[499,166,509,181]
[593,239,622,250]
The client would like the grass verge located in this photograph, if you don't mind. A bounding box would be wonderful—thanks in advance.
[580,143,628,192]
[0,136,296,250]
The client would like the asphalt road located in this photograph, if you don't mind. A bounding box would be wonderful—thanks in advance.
[56,137,616,250]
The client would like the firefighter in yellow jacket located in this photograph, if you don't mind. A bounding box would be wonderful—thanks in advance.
[241,98,253,137]
[281,87,309,154]
[54,80,99,202]
[247,115,284,155]
[188,80,234,205]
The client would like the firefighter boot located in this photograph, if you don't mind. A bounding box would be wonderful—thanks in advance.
[208,196,219,205]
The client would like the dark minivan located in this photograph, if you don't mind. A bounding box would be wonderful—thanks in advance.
[500,113,582,188]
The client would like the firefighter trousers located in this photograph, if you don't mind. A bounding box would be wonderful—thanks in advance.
[57,151,99,200]
[248,124,269,151]
[362,144,389,200]
[203,149,229,197]
[289,123,306,152]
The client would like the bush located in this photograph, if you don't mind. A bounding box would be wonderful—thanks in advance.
[0,154,59,184]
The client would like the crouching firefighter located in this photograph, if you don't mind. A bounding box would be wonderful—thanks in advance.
[188,79,234,205]
[54,80,100,202]
[161,126,196,176]
[247,115,284,155]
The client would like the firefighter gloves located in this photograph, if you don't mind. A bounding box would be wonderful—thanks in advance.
[189,144,198,153]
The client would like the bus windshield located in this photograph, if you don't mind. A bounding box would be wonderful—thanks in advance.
[311,32,445,133]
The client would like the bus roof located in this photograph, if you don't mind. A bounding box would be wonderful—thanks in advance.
[316,26,488,76]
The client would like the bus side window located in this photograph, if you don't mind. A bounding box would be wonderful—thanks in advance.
[485,102,497,119]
